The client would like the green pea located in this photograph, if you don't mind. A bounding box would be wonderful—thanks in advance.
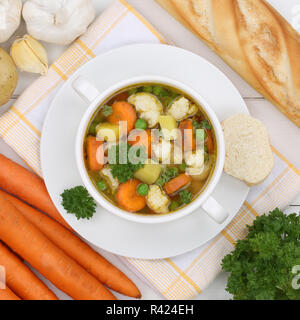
[143,85,153,93]
[128,88,138,95]
[137,184,149,196]
[93,112,103,123]
[97,180,107,191]
[88,122,98,136]
[135,119,147,130]
[153,86,164,96]
[169,201,180,211]
[179,163,187,172]
[164,96,174,107]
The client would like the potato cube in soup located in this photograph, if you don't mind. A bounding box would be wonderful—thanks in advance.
[96,123,120,142]
[158,115,178,140]
[134,160,162,184]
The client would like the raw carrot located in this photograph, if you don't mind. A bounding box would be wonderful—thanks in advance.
[205,129,214,154]
[179,119,196,151]
[0,242,57,300]
[1,191,141,299]
[86,136,104,171]
[0,154,70,230]
[164,174,192,195]
[0,285,21,300]
[0,193,116,300]
[128,129,151,157]
[108,101,137,134]
[116,179,146,212]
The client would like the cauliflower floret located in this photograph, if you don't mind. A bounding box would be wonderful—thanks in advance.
[128,92,163,127]
[146,185,170,214]
[191,157,214,181]
[184,150,205,176]
[100,166,119,192]
[152,138,173,163]
[168,97,198,121]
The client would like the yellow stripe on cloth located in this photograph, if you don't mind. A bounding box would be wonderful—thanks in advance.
[92,10,130,49]
[51,65,68,81]
[76,39,96,58]
[251,167,290,206]
[165,259,202,295]
[243,202,259,217]
[272,146,300,177]
[10,106,41,137]
[221,230,236,245]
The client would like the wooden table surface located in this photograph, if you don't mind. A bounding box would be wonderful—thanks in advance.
[0,0,299,300]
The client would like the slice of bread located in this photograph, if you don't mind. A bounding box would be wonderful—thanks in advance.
[222,114,274,186]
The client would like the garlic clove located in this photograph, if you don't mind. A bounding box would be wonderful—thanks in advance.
[10,35,48,75]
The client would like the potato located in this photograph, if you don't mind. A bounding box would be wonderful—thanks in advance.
[0,48,18,106]
[134,160,162,184]
[158,115,178,140]
[96,123,120,142]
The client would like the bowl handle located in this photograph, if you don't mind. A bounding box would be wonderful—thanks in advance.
[201,197,229,224]
[72,76,100,103]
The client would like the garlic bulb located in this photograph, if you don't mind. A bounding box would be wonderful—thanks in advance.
[11,35,48,75]
[22,0,96,46]
[0,0,22,43]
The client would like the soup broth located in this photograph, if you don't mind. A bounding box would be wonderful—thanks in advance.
[84,83,216,215]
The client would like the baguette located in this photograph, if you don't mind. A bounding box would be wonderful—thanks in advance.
[155,0,300,127]
[222,114,274,185]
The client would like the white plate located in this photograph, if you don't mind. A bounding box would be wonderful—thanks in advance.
[41,44,249,260]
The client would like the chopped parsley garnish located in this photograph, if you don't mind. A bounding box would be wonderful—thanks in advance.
[179,189,192,204]
[193,119,212,130]
[109,143,146,183]
[103,105,113,117]
[156,167,179,187]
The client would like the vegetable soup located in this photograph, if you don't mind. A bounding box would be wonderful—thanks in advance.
[84,83,216,215]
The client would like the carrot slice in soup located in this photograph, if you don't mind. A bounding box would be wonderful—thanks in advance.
[108,101,137,134]
[205,129,214,154]
[179,119,196,151]
[86,136,104,171]
[108,92,129,105]
[116,179,146,212]
[128,129,151,157]
[164,174,192,195]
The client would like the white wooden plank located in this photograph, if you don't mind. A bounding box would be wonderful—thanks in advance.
[291,193,300,205]
[245,98,300,169]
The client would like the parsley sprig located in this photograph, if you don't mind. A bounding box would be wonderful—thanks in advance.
[222,208,300,300]
[61,186,96,220]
